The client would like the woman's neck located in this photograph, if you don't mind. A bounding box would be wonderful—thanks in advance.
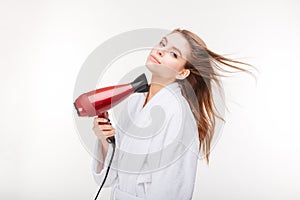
[143,77,175,108]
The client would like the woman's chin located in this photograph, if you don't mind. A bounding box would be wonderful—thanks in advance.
[145,62,160,70]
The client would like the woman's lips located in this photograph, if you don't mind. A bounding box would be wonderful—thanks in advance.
[150,55,161,64]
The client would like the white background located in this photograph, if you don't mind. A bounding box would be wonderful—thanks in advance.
[1,0,299,199]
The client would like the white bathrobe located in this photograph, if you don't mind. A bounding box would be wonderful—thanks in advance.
[92,81,200,200]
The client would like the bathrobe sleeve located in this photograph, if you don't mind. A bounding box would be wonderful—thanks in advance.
[144,105,200,200]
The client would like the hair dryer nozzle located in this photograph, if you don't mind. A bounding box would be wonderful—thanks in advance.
[131,73,149,93]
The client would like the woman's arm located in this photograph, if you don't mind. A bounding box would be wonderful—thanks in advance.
[91,116,119,187]
[91,138,118,187]
[96,138,109,173]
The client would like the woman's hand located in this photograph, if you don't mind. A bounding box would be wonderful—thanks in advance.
[92,116,115,144]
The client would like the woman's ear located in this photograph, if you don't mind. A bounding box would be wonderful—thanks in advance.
[176,69,190,80]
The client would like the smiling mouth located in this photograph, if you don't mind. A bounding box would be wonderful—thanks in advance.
[150,55,161,64]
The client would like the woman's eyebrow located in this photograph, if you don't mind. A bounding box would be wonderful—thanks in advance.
[162,36,182,57]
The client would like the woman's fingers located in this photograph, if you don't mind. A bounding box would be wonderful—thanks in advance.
[93,124,114,132]
[92,116,115,141]
[94,129,115,141]
[100,124,113,131]
[94,117,109,123]
[93,117,110,127]
[102,129,115,137]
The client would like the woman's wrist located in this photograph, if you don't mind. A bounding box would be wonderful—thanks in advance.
[98,137,109,145]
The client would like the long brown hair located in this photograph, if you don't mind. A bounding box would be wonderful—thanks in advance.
[171,28,256,164]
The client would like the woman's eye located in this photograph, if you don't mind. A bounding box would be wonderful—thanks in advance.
[171,52,178,58]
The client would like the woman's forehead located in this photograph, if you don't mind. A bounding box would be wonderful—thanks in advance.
[165,32,191,58]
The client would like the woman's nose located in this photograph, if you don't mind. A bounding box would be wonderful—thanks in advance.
[156,48,165,57]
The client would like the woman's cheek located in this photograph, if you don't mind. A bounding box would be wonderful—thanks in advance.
[165,61,181,73]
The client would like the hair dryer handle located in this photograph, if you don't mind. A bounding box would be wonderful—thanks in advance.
[105,120,115,144]
[106,135,115,144]
[98,112,116,145]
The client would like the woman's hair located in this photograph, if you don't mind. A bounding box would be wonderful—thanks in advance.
[171,28,256,164]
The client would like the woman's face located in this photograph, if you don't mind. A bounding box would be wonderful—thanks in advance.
[145,32,191,81]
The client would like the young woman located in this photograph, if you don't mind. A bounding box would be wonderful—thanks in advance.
[92,28,254,200]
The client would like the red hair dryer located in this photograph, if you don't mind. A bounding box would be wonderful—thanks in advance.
[73,73,149,144]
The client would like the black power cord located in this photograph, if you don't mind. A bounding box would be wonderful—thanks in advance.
[94,141,116,200]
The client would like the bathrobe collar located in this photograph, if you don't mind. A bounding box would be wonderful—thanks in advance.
[140,81,182,113]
